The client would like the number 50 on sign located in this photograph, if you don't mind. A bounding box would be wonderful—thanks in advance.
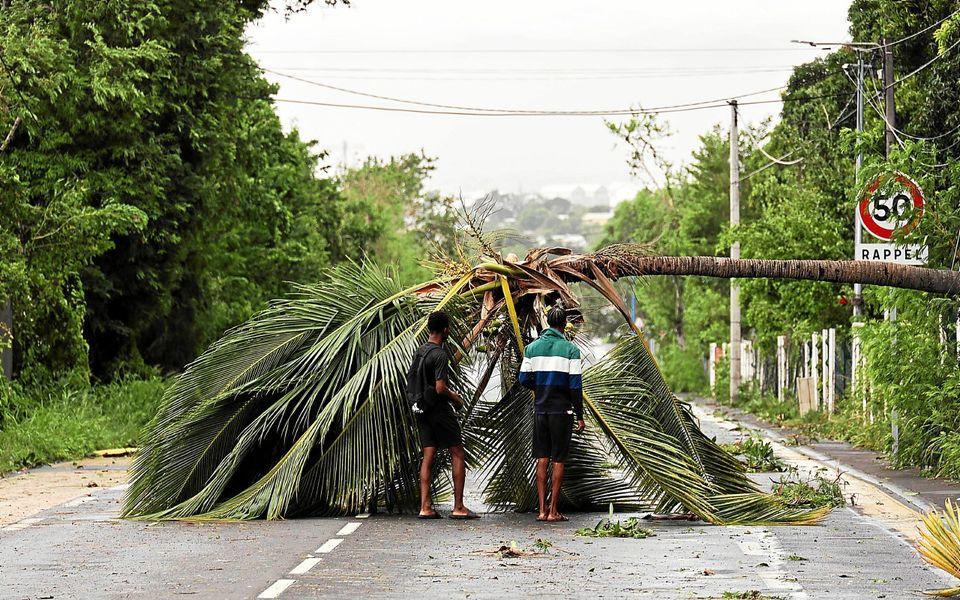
[856,172,928,265]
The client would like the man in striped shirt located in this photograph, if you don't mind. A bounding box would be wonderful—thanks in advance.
[518,304,585,522]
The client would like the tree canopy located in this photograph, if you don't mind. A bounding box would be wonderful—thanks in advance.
[0,1,455,383]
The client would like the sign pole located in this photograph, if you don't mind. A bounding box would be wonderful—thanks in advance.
[850,53,865,400]
[729,100,741,405]
[882,37,901,458]
[853,53,865,317]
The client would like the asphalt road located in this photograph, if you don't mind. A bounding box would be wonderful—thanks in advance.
[0,408,953,600]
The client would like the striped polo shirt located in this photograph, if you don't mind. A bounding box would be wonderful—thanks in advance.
[518,328,584,418]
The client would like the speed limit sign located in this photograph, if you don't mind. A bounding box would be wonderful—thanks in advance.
[858,172,925,241]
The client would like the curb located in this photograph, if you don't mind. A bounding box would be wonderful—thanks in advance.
[689,402,934,513]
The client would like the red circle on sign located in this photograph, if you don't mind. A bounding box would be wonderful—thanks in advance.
[858,173,924,241]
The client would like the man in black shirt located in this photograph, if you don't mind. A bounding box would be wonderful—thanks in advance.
[408,311,480,520]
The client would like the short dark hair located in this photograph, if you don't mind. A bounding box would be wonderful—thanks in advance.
[547,304,567,330]
[427,311,450,333]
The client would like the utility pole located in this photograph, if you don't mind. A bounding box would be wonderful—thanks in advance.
[729,100,741,404]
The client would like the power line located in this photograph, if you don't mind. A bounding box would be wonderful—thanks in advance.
[259,65,801,74]
[250,46,820,55]
[258,66,795,82]
[887,36,960,89]
[867,75,960,141]
[259,70,795,83]
[272,92,845,117]
[793,9,960,53]
[264,69,791,115]
[880,8,960,49]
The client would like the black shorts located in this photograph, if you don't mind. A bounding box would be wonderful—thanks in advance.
[533,413,574,462]
[416,405,463,449]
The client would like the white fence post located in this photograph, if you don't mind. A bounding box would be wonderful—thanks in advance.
[801,340,808,378]
[940,314,947,365]
[777,335,786,402]
[827,328,836,414]
[821,329,828,412]
[741,339,754,382]
[811,332,820,410]
[709,342,717,390]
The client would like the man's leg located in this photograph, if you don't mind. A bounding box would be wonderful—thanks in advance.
[546,461,566,521]
[536,458,550,520]
[450,445,470,516]
[419,446,437,516]
[545,413,573,522]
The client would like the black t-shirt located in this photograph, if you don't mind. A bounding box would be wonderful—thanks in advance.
[413,342,450,412]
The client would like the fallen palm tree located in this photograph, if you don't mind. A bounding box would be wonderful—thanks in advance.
[123,228,959,524]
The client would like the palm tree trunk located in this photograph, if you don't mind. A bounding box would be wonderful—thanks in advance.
[557,247,960,296]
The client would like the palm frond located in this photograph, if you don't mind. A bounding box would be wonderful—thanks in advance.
[124,262,476,520]
[580,335,826,525]
[918,500,960,597]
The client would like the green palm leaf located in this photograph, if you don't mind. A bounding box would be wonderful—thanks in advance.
[581,335,827,525]
[124,262,475,520]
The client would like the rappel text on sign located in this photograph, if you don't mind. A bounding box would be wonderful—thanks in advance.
[856,243,929,265]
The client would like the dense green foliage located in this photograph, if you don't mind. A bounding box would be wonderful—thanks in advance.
[0,376,167,473]
[0,1,454,472]
[339,154,459,284]
[602,1,960,476]
[1,1,337,379]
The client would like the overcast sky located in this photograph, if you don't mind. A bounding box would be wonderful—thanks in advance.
[246,1,853,200]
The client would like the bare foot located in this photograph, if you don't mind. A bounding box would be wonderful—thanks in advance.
[546,512,569,522]
[537,512,548,521]
[451,506,481,519]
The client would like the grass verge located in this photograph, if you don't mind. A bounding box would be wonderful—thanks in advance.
[0,377,167,475]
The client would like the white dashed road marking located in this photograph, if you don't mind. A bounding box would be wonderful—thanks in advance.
[289,556,322,575]
[258,578,296,599]
[336,522,361,536]
[260,521,363,597]
[355,512,370,519]
[316,538,343,553]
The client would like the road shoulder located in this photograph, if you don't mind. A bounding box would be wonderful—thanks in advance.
[0,455,132,526]
[688,397,949,544]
